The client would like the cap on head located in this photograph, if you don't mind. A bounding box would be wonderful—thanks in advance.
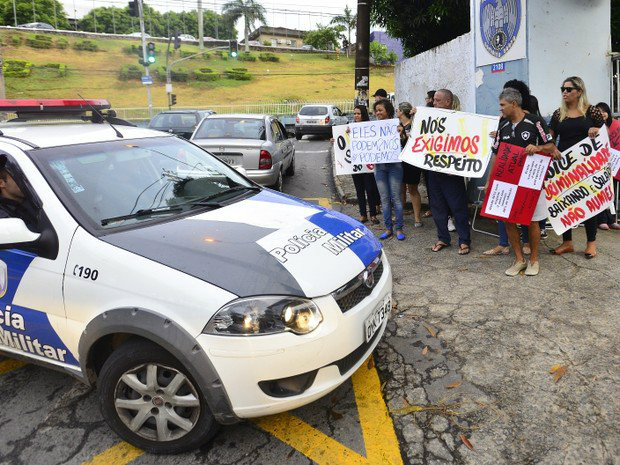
[372,88,388,98]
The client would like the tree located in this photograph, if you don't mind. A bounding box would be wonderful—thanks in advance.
[0,0,70,29]
[303,25,340,51]
[369,41,397,65]
[330,5,356,57]
[78,7,132,34]
[371,0,470,57]
[222,0,266,52]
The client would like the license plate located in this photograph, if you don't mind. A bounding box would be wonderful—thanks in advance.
[222,157,239,166]
[306,120,317,124]
[364,294,391,342]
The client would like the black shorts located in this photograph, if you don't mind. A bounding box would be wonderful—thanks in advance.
[402,162,421,185]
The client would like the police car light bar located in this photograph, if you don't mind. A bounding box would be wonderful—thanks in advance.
[0,99,111,113]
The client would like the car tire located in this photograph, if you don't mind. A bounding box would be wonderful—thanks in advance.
[295,132,302,141]
[272,169,284,191]
[285,153,295,176]
[98,338,219,454]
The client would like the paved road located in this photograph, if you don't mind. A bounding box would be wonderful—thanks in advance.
[0,137,405,465]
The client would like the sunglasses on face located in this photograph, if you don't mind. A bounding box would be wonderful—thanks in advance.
[561,86,580,93]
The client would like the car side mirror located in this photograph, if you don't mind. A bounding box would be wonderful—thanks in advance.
[0,218,41,248]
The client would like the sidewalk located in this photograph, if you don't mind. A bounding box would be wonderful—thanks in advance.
[331,154,620,465]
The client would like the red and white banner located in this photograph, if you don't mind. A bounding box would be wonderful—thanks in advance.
[544,126,615,235]
[608,120,620,180]
[481,143,551,224]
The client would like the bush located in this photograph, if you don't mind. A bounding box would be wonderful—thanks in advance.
[44,62,68,77]
[262,40,272,46]
[214,51,227,60]
[225,69,251,81]
[74,40,98,51]
[238,52,257,62]
[179,50,195,59]
[118,64,142,80]
[9,35,22,46]
[202,52,211,60]
[170,68,190,82]
[26,34,53,49]
[122,44,142,55]
[3,59,32,78]
[56,37,68,49]
[259,52,280,62]
[193,68,220,82]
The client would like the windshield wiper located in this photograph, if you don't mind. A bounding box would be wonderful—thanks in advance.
[186,185,261,206]
[101,206,184,226]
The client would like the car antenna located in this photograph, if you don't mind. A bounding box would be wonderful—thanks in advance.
[77,92,124,139]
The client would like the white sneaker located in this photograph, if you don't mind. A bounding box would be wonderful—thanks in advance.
[447,217,456,232]
[505,260,527,277]
[525,261,540,276]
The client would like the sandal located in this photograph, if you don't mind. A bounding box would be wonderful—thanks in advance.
[483,246,510,256]
[431,241,450,252]
[370,216,380,225]
[458,244,471,255]
[549,245,574,255]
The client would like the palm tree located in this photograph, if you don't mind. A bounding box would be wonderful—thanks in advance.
[222,0,267,52]
[330,5,356,56]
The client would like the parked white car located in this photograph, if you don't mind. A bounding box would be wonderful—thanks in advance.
[295,105,349,140]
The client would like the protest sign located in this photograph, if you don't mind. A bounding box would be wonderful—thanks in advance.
[332,125,374,175]
[347,118,401,165]
[481,143,551,224]
[544,126,615,235]
[400,107,498,178]
[608,120,620,180]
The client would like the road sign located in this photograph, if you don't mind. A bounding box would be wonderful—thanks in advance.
[141,76,153,85]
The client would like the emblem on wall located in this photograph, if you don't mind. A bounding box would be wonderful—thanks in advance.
[480,0,521,59]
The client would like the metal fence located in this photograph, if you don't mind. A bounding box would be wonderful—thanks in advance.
[115,100,356,123]
[611,53,620,117]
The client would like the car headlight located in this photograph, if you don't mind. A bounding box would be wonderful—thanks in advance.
[203,296,323,336]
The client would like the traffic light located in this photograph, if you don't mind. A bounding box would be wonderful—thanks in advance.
[146,42,156,64]
[229,40,238,58]
[170,94,177,106]
[343,38,349,49]
[128,1,139,17]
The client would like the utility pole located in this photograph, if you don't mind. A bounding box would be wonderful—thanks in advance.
[112,8,116,34]
[354,0,370,108]
[138,0,153,118]
[214,0,219,39]
[52,0,58,29]
[197,0,204,50]
[31,0,36,22]
[12,0,17,27]
[0,41,6,99]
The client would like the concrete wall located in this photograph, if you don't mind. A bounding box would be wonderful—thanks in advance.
[394,32,475,111]
[527,0,611,118]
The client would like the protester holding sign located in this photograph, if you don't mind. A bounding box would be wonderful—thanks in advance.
[373,99,406,240]
[594,102,620,230]
[487,88,557,276]
[411,89,474,254]
[398,102,423,227]
[350,105,380,225]
[549,77,606,259]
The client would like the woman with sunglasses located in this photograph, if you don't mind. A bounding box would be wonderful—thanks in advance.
[549,76,606,259]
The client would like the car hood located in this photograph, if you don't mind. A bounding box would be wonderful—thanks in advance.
[101,190,382,298]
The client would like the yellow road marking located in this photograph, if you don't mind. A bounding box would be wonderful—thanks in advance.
[304,197,332,209]
[0,359,27,375]
[255,355,404,465]
[82,442,143,465]
[353,357,403,465]
[254,413,368,465]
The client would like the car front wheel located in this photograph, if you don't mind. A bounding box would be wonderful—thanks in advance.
[98,339,219,454]
[295,132,302,140]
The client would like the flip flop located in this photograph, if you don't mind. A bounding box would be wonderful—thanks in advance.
[458,245,471,255]
[431,241,450,252]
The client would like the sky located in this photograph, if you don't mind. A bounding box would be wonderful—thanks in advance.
[59,0,360,37]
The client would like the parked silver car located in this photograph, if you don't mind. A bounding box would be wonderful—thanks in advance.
[295,104,349,140]
[191,114,295,191]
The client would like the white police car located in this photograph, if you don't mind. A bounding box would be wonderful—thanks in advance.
[0,99,392,453]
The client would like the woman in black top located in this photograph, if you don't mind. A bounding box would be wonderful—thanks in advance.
[397,102,423,227]
[350,105,380,224]
[549,76,605,259]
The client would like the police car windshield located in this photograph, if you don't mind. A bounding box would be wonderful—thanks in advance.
[33,137,255,230]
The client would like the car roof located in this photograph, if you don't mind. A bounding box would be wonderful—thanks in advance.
[300,104,333,108]
[0,123,169,149]
[204,114,270,120]
[154,110,205,114]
